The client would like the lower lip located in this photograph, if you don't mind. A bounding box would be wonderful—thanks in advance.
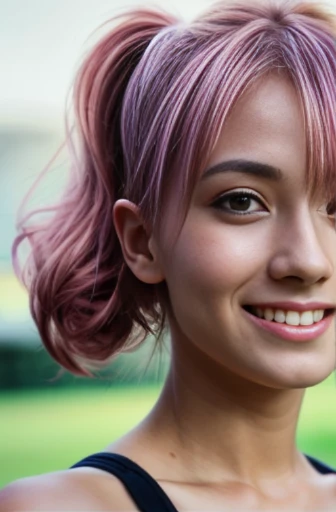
[243,309,334,342]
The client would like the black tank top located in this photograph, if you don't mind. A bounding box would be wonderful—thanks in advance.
[70,452,336,512]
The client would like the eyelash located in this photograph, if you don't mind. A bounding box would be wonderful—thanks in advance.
[211,189,267,216]
[211,191,336,222]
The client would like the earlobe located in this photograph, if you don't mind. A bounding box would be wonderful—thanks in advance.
[113,199,165,284]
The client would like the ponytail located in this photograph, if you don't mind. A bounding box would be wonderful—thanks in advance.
[12,9,176,376]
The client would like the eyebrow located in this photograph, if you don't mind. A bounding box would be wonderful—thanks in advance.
[201,159,283,181]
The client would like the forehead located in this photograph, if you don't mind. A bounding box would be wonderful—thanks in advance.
[208,73,306,177]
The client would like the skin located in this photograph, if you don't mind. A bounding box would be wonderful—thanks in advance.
[110,72,336,508]
[1,73,336,511]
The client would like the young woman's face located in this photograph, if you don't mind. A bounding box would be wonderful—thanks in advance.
[159,73,336,389]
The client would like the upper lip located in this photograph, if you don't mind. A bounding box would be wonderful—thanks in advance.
[245,301,336,312]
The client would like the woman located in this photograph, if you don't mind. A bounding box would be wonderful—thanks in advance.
[2,0,336,510]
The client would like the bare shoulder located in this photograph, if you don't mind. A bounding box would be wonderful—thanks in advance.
[0,467,137,511]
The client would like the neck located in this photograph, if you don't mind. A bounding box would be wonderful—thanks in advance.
[147,334,310,490]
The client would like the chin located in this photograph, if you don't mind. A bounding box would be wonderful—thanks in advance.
[261,359,335,390]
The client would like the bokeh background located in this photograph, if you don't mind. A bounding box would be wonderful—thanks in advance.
[1,0,336,489]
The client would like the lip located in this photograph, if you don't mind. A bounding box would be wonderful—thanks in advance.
[245,301,335,312]
[242,307,335,342]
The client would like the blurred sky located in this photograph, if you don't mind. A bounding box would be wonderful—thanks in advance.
[0,0,213,132]
[2,0,336,131]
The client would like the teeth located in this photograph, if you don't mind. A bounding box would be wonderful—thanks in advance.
[300,311,314,326]
[274,309,286,323]
[286,311,300,326]
[264,308,274,321]
[313,310,324,322]
[250,307,326,326]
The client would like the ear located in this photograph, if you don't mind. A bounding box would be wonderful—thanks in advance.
[113,199,165,284]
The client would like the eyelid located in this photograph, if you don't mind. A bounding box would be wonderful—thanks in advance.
[211,188,268,215]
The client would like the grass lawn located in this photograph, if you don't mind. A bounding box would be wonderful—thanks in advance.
[1,376,336,488]
[0,384,162,488]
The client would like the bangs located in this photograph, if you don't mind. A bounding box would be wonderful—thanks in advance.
[281,13,336,202]
[120,1,336,237]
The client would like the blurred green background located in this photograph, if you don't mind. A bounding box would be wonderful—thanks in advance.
[1,385,162,487]
[1,372,336,488]
[0,273,172,488]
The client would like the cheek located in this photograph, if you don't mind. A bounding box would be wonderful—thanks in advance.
[163,217,267,324]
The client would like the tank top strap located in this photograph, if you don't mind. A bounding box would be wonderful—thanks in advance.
[304,453,336,474]
[70,452,179,512]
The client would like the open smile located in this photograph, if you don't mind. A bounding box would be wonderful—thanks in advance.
[244,306,334,326]
[242,305,335,342]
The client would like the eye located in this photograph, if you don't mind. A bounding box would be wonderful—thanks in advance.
[211,189,267,215]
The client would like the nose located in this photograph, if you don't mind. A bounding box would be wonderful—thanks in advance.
[267,210,334,286]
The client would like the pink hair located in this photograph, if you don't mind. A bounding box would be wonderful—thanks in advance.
[12,1,336,375]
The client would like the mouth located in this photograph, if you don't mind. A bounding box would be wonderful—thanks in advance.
[241,305,335,342]
[242,306,335,327]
